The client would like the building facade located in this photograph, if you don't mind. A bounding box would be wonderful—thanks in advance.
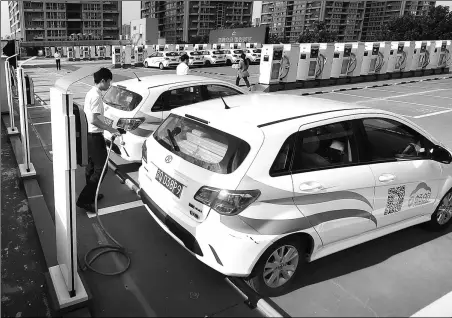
[141,0,253,43]
[8,0,122,42]
[259,0,436,43]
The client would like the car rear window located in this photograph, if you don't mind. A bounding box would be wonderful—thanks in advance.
[103,85,143,112]
[154,114,251,174]
[165,52,179,57]
[212,50,222,55]
[253,49,262,53]
[190,51,203,56]
[233,50,243,54]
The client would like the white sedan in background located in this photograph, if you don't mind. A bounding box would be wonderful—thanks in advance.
[224,49,244,66]
[144,51,180,70]
[201,50,227,66]
[244,48,262,64]
[102,75,249,162]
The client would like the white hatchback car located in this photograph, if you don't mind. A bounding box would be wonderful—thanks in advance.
[244,48,262,64]
[201,49,227,66]
[102,75,248,162]
[223,49,244,66]
[138,93,452,296]
[182,50,205,66]
[144,51,180,70]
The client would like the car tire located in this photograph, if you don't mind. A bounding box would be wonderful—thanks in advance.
[144,61,148,68]
[226,59,232,66]
[205,60,211,67]
[159,63,164,70]
[428,189,452,231]
[247,236,307,297]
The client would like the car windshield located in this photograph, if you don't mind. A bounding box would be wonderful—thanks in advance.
[253,49,262,53]
[233,50,243,54]
[103,85,143,112]
[165,52,179,57]
[190,51,203,56]
[154,114,251,174]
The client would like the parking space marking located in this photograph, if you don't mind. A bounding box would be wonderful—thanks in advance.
[88,200,144,218]
[380,99,450,110]
[411,290,452,317]
[413,109,452,119]
[357,88,447,103]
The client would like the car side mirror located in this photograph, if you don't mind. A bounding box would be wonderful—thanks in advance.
[430,145,452,164]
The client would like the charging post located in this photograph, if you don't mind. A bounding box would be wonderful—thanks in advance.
[48,66,100,310]
[5,54,19,136]
[17,56,37,178]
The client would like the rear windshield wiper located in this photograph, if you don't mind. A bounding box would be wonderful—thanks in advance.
[167,129,180,152]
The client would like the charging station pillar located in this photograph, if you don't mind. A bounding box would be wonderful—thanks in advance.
[48,66,101,309]
[3,54,20,135]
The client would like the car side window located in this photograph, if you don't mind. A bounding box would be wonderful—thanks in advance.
[151,93,166,112]
[291,121,358,172]
[270,133,297,176]
[164,86,204,110]
[359,118,433,162]
[157,52,163,57]
[205,85,243,100]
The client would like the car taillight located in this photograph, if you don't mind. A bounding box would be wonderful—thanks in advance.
[142,139,147,163]
[194,186,261,216]
[116,117,145,131]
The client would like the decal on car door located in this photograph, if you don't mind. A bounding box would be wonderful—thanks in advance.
[408,182,432,208]
[384,185,406,215]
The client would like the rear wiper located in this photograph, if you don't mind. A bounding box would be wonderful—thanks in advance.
[167,129,180,152]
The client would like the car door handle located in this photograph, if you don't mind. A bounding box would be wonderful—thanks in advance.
[379,174,396,183]
[299,182,325,193]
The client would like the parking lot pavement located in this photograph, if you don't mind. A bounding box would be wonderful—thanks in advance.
[22,64,452,317]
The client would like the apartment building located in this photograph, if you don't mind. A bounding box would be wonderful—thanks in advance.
[8,1,122,42]
[141,1,253,43]
[259,0,435,42]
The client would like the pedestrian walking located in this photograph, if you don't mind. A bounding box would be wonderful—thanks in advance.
[236,53,251,91]
[76,68,123,213]
[54,50,61,70]
[176,54,190,75]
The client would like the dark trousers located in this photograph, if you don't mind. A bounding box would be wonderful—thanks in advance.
[56,59,61,70]
[236,75,250,88]
[77,133,107,204]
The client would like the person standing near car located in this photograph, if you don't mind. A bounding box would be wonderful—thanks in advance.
[76,68,123,213]
[54,50,61,70]
[176,54,190,75]
[236,53,251,91]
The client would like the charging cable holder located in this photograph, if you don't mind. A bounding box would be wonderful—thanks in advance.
[48,65,102,309]
[5,54,19,136]
[17,56,37,178]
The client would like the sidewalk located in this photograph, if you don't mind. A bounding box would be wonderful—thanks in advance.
[1,122,54,317]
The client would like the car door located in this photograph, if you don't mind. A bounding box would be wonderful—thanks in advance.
[355,116,443,228]
[148,52,158,67]
[291,119,377,246]
[160,85,206,121]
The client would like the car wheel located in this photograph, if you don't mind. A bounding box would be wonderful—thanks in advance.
[226,59,232,66]
[247,237,307,297]
[428,189,452,231]
[144,61,148,68]
[205,60,211,67]
[159,63,164,70]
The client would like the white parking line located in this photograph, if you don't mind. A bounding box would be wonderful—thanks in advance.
[413,109,452,119]
[369,87,452,100]
[357,88,447,103]
[411,291,452,317]
[87,200,144,218]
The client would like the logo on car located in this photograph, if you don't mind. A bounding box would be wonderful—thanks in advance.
[165,155,173,163]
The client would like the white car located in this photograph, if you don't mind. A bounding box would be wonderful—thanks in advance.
[144,51,180,70]
[201,50,227,66]
[223,49,244,66]
[102,75,249,162]
[182,50,205,66]
[138,93,452,297]
[244,48,261,64]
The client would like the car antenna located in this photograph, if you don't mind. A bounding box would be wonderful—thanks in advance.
[220,96,230,109]
[132,72,141,82]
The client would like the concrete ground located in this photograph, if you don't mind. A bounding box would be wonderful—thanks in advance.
[3,61,452,317]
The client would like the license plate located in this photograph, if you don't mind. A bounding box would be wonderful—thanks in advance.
[155,168,184,198]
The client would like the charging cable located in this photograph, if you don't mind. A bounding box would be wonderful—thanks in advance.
[395,51,407,70]
[83,132,131,276]
[315,54,326,79]
[375,52,384,73]
[421,50,430,69]
[346,53,357,75]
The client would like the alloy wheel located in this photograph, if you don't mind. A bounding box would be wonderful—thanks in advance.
[437,192,452,225]
[263,245,299,288]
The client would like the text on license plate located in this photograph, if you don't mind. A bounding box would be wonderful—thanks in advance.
[155,168,184,198]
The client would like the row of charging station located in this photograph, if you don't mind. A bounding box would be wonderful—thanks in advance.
[44,46,111,61]
[259,40,451,85]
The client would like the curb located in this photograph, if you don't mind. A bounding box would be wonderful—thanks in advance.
[297,75,452,96]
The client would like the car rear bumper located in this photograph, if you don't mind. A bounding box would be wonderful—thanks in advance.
[103,130,145,162]
[138,166,272,277]
[189,60,204,65]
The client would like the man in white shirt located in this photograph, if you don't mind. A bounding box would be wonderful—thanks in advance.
[76,68,123,213]
[176,54,190,75]
[54,51,61,70]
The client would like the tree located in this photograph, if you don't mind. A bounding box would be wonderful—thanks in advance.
[297,21,339,43]
[189,34,209,44]
[228,20,251,29]
[373,5,452,41]
[267,33,288,44]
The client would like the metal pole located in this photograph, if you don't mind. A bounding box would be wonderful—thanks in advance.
[5,54,19,135]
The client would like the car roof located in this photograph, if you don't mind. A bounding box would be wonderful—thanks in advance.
[113,74,233,91]
[172,93,370,128]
